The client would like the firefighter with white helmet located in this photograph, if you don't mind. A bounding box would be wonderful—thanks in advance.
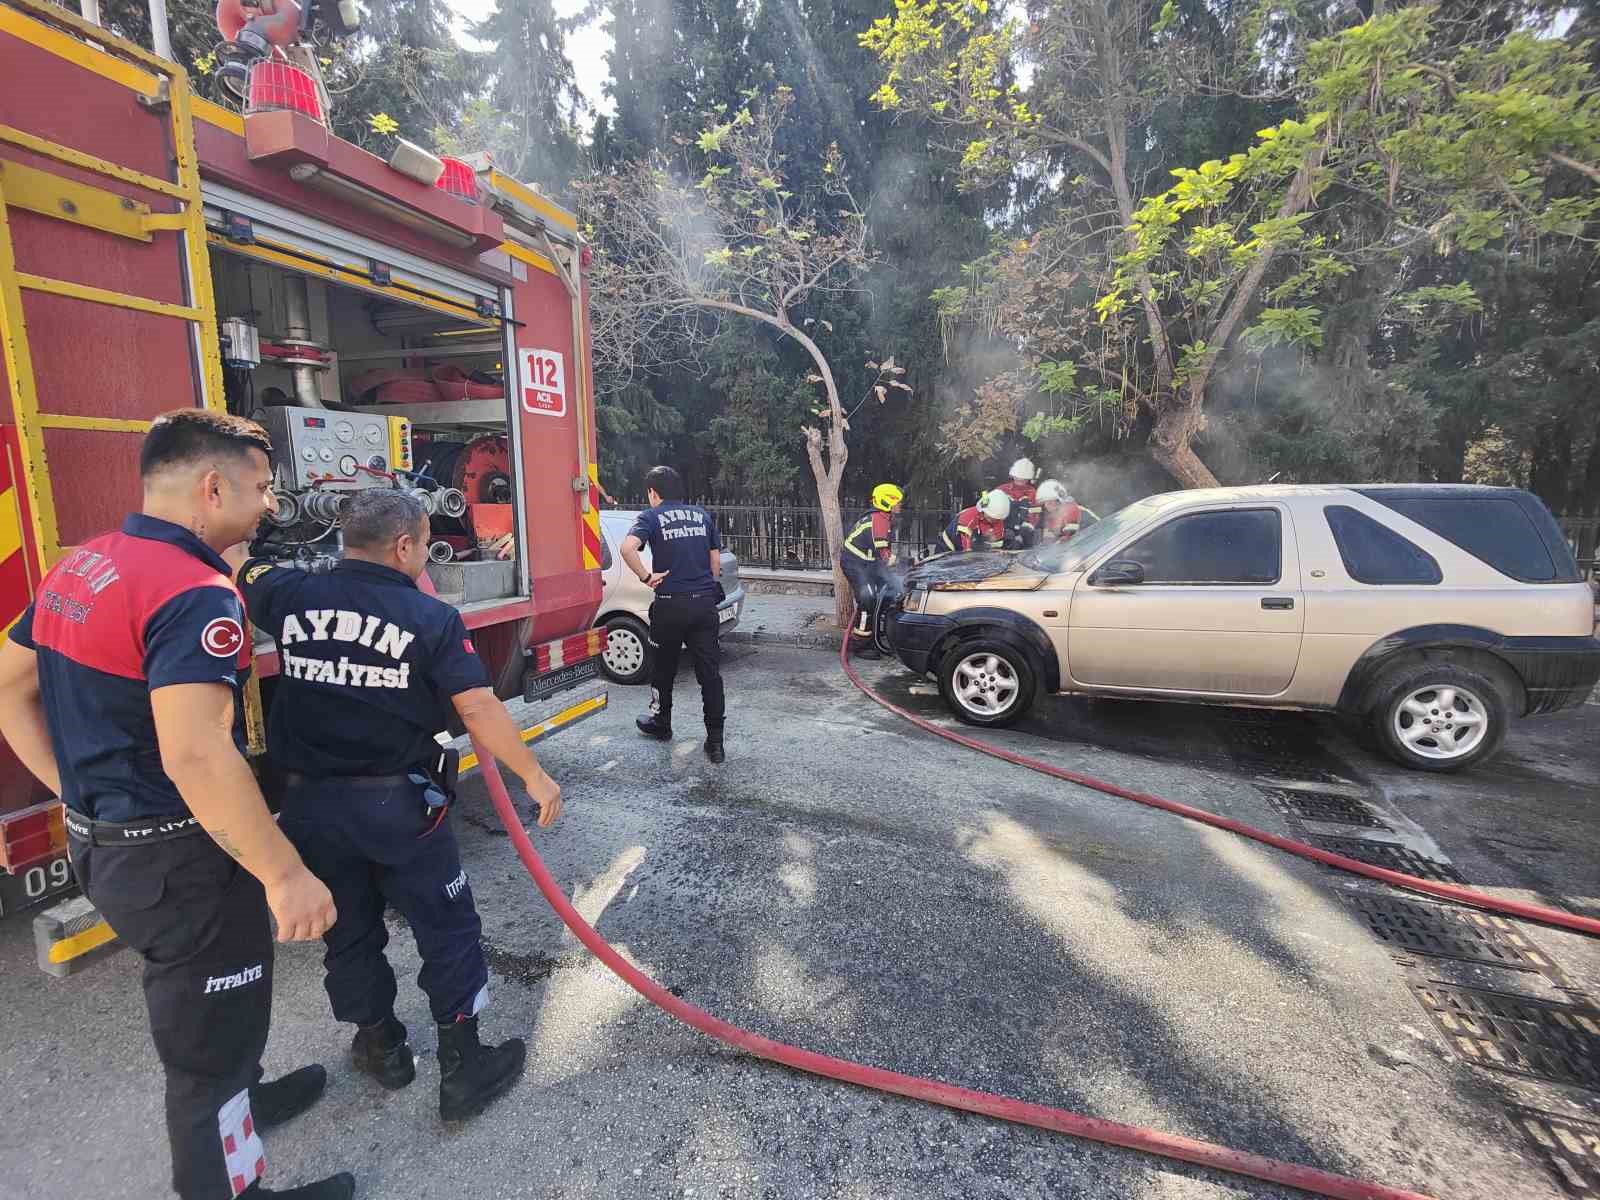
[840,483,904,659]
[996,457,1042,547]
[939,489,1011,553]
[1036,479,1083,544]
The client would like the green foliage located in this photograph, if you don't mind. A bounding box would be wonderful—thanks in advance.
[1243,307,1323,351]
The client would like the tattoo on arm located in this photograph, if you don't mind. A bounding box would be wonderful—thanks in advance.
[211,830,245,861]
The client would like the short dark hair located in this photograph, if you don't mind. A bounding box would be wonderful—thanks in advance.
[141,409,272,479]
[644,465,684,501]
[340,488,427,551]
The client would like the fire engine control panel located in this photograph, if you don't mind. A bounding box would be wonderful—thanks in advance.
[262,406,413,491]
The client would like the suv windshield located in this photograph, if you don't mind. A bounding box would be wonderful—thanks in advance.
[1019,497,1163,573]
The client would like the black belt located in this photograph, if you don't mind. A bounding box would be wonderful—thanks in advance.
[65,809,205,848]
[281,771,414,790]
[657,590,715,600]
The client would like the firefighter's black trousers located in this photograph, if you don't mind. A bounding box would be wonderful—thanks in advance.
[279,776,488,1027]
[648,591,725,729]
[840,556,890,640]
[71,832,274,1199]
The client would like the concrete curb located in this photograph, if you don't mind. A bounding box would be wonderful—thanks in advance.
[723,629,843,652]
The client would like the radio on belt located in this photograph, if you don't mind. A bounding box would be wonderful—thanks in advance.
[260,405,412,490]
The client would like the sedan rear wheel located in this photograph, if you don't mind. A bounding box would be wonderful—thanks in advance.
[599,615,652,685]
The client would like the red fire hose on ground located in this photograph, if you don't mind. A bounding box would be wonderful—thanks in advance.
[837,612,1600,938]
[471,736,1442,1200]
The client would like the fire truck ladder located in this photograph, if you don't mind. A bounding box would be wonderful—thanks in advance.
[0,0,226,572]
[0,0,262,903]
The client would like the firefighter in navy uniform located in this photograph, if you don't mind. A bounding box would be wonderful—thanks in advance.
[231,489,563,1123]
[621,466,727,762]
[0,410,351,1200]
[839,483,903,660]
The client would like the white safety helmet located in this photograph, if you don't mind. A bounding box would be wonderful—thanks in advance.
[1009,457,1037,482]
[977,490,1012,521]
[1037,479,1070,505]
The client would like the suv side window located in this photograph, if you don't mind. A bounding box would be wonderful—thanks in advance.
[1363,495,1558,582]
[1119,509,1281,584]
[1324,505,1441,585]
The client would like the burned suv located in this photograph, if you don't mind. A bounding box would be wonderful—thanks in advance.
[885,485,1600,771]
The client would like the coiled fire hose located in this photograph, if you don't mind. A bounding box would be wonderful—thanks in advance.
[843,605,1600,939]
[472,737,1441,1200]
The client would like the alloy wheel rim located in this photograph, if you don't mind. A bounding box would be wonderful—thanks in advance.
[952,652,1019,717]
[1392,684,1489,760]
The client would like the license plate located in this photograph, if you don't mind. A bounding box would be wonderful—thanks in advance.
[718,604,736,624]
[524,657,601,703]
[0,852,75,916]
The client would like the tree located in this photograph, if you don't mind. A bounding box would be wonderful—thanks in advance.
[577,88,883,626]
[456,0,584,197]
[325,0,482,151]
[864,1,1600,488]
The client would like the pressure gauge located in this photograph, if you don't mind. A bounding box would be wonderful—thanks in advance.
[301,447,316,461]
[335,420,355,443]
[319,447,334,462]
[363,425,383,446]
[367,454,387,471]
[339,454,358,475]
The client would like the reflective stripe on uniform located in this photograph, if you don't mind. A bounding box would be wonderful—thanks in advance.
[844,515,877,560]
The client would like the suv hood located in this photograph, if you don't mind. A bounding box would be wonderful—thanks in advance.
[903,552,1051,592]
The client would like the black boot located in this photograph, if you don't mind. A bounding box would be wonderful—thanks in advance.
[351,1014,415,1090]
[704,727,725,764]
[246,1173,355,1199]
[635,713,673,740]
[437,1016,526,1122]
[249,1064,327,1130]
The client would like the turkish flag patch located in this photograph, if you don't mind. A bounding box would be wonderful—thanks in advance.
[202,617,246,659]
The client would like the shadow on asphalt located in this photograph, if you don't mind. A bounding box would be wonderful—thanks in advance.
[486,652,1488,1197]
[470,647,1596,1198]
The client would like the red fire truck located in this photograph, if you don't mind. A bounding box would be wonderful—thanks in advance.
[0,0,608,944]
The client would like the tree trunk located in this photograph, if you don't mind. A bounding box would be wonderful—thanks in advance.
[679,297,855,629]
[1149,388,1220,489]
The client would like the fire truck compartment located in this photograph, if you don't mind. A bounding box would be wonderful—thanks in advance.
[209,248,526,606]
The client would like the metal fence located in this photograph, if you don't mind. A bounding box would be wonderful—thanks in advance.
[700,504,950,571]
[615,499,954,571]
[1559,516,1600,580]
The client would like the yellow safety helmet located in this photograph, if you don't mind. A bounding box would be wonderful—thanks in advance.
[871,483,904,512]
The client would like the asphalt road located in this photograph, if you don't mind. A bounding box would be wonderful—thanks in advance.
[0,642,1596,1200]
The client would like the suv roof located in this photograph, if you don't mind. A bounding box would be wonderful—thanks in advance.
[1143,482,1530,504]
[1126,483,1581,586]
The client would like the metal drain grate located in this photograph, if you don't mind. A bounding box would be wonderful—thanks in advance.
[1341,893,1556,974]
[1509,1108,1600,1198]
[1409,982,1600,1090]
[1310,837,1466,883]
[1312,838,1465,883]
[1264,789,1391,829]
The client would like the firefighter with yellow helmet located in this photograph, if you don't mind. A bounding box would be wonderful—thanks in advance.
[840,483,904,659]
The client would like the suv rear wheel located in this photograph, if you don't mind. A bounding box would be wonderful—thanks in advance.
[937,638,1037,728]
[1369,661,1511,772]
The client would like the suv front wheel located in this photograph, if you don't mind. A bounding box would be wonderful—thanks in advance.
[1369,661,1511,772]
[937,638,1038,728]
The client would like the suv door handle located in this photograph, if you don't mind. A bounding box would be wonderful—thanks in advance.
[1261,596,1295,610]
